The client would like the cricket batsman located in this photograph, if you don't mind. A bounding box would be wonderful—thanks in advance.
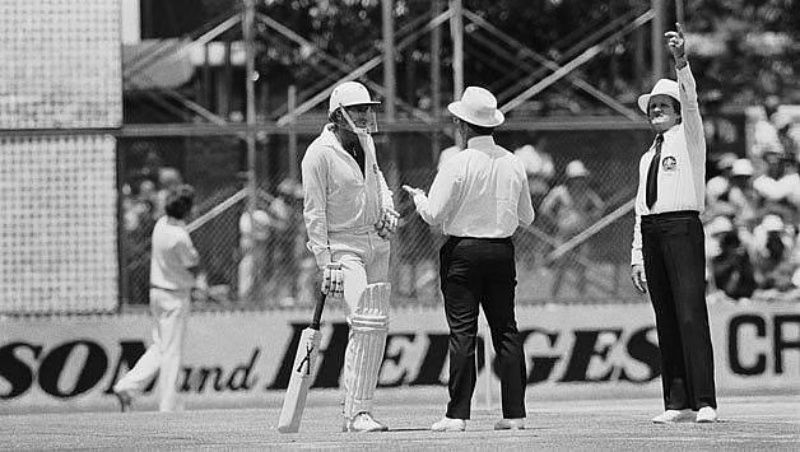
[301,81,398,432]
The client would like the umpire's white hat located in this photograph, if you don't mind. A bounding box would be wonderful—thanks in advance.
[328,81,380,115]
[638,79,680,114]
[448,86,505,128]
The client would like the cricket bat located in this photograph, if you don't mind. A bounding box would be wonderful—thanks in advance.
[277,292,327,433]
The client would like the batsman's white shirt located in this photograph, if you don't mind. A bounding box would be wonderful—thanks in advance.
[150,216,199,291]
[411,135,535,237]
[631,63,707,267]
[302,124,394,269]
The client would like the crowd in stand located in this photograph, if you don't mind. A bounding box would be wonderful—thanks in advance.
[703,101,800,301]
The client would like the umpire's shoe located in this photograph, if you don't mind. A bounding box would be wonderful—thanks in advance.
[342,412,389,432]
[696,406,718,423]
[430,417,466,432]
[494,418,525,430]
[114,389,133,413]
[651,409,694,424]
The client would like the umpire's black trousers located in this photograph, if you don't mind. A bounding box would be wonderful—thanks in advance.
[641,211,717,410]
[439,236,527,420]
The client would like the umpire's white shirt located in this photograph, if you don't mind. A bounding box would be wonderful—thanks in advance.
[302,124,394,268]
[411,135,535,237]
[631,63,706,267]
[150,216,200,292]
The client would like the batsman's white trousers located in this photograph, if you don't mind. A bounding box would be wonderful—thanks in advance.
[114,288,190,412]
[329,229,390,311]
[329,229,390,418]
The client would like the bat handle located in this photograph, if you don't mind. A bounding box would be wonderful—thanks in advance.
[310,292,326,330]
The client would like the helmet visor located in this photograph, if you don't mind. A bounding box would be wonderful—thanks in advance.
[337,104,379,135]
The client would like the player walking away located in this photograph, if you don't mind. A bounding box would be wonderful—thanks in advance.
[630,24,718,424]
[301,81,399,432]
[403,86,535,432]
[114,184,202,412]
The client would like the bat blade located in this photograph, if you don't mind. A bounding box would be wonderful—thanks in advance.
[277,327,322,433]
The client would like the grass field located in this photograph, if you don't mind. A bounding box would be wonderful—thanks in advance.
[2,389,798,451]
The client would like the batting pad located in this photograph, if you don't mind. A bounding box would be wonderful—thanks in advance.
[343,283,390,418]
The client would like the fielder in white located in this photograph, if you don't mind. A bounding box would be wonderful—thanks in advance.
[301,81,398,432]
[114,185,201,412]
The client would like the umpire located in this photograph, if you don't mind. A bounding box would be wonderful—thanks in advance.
[630,24,717,424]
[403,86,535,432]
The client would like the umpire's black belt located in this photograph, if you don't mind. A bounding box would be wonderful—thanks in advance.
[641,210,699,225]
[150,285,187,293]
[446,236,513,244]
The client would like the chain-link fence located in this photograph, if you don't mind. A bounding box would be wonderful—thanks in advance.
[118,126,654,310]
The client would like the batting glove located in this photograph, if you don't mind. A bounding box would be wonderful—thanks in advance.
[376,207,400,239]
[322,262,344,298]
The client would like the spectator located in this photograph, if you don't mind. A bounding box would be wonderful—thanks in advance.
[752,148,786,202]
[514,142,555,207]
[771,110,800,161]
[514,142,555,271]
[540,160,604,297]
[155,167,183,218]
[779,157,800,222]
[751,214,796,291]
[750,95,783,159]
[706,152,737,206]
[706,216,756,300]
[238,209,270,301]
[123,180,157,233]
[709,158,760,228]
[271,178,305,306]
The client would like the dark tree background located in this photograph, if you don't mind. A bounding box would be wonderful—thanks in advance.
[140,0,800,115]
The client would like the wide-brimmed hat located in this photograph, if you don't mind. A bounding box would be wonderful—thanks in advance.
[638,79,680,114]
[328,81,380,115]
[448,86,505,128]
[761,214,784,232]
[706,216,733,236]
[565,160,589,178]
[731,158,754,177]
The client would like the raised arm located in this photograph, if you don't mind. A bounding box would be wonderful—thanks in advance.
[667,23,706,170]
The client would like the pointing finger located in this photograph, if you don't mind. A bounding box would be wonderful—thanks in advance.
[675,22,684,37]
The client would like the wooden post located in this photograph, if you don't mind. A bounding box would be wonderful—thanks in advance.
[675,0,685,26]
[381,0,399,189]
[382,0,396,121]
[651,0,665,83]
[431,0,443,165]
[218,40,233,118]
[201,43,212,107]
[243,0,257,214]
[288,85,298,181]
[450,0,464,148]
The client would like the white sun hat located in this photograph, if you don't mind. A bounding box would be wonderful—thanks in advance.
[447,86,505,127]
[706,216,733,236]
[565,160,590,178]
[731,158,754,177]
[328,81,380,115]
[761,214,784,232]
[638,79,680,114]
